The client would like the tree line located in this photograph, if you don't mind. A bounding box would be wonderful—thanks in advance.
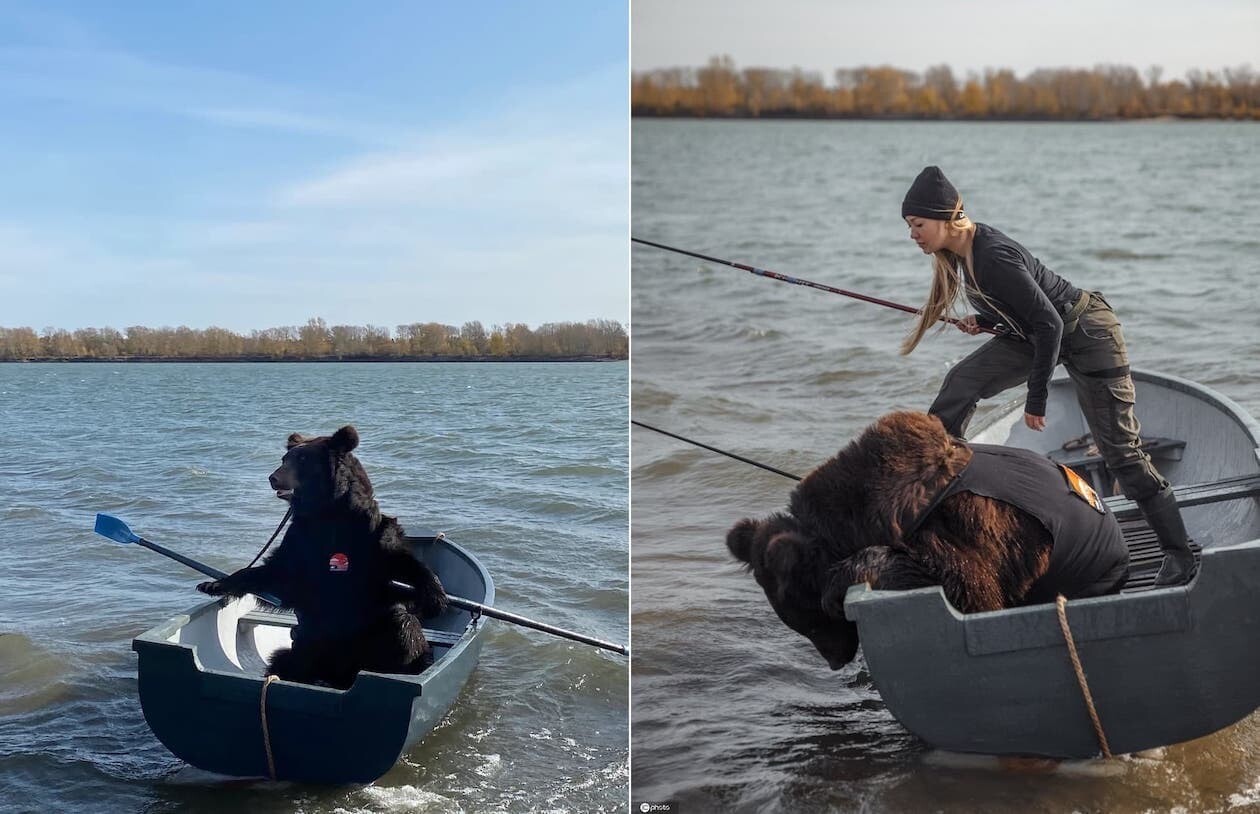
[0,319,628,361]
[633,58,1260,120]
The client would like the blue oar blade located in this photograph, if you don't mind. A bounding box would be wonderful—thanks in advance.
[94,513,140,544]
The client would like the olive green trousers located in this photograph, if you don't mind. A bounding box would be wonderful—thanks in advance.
[928,293,1169,502]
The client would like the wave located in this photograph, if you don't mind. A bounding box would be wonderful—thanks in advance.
[0,633,73,716]
[1090,248,1172,261]
[526,464,624,478]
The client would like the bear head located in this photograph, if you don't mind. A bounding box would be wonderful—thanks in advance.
[726,513,861,669]
[269,425,374,515]
[726,411,970,669]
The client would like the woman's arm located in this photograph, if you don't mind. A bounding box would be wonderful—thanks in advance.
[975,246,1063,420]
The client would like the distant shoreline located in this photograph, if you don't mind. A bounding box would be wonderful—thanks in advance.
[1,355,625,364]
[631,113,1243,123]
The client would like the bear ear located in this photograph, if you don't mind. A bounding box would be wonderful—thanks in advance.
[286,432,308,449]
[331,425,360,453]
[726,518,760,563]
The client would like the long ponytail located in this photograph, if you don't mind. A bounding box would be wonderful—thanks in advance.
[900,200,975,355]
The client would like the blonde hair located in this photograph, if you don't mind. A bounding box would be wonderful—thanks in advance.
[900,200,987,355]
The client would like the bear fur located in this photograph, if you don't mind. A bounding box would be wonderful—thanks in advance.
[197,425,447,689]
[727,411,1081,670]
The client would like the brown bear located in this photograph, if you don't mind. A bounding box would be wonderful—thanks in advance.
[197,425,447,689]
[727,411,1128,669]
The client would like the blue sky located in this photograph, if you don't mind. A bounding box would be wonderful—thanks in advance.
[634,0,1258,81]
[0,2,628,333]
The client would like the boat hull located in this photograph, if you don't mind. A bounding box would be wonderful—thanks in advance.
[133,534,493,783]
[843,370,1260,758]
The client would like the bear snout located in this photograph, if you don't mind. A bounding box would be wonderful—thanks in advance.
[823,652,847,671]
[269,466,296,500]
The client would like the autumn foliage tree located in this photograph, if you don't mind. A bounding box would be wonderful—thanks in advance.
[0,320,628,361]
[632,57,1260,120]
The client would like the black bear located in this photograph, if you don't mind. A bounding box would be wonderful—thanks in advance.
[197,425,447,689]
[727,411,1128,669]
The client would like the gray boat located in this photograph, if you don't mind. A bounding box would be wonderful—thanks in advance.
[843,369,1260,758]
[132,533,493,783]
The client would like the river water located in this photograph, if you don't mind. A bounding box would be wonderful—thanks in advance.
[0,361,628,813]
[630,119,1260,813]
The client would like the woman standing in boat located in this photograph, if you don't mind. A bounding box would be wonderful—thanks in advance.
[898,165,1194,587]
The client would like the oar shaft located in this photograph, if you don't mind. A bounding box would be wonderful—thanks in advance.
[386,580,626,655]
[631,237,1006,336]
[444,595,628,656]
[137,537,280,606]
[138,537,228,580]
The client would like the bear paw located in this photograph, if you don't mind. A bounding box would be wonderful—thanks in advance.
[419,591,449,619]
[196,580,226,596]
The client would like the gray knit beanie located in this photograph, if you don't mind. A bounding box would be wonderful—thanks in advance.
[902,166,964,220]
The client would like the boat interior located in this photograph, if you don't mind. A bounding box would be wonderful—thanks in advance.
[970,372,1260,592]
[160,534,491,677]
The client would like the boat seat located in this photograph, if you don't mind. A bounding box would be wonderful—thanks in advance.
[1112,474,1260,592]
[1046,435,1186,497]
[424,629,465,648]
[1104,473,1260,518]
[238,611,468,647]
[241,610,298,627]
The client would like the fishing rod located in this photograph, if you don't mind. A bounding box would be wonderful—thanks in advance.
[632,420,801,482]
[631,237,1008,337]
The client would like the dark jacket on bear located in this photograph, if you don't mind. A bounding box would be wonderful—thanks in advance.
[909,443,1129,601]
[257,515,433,644]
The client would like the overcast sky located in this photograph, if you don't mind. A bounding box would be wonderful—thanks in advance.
[0,1,627,333]
[633,0,1259,81]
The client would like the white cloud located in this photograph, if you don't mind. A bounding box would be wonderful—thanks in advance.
[0,39,628,331]
[0,45,406,145]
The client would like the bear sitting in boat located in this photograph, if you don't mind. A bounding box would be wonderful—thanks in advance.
[726,411,1128,669]
[197,425,447,689]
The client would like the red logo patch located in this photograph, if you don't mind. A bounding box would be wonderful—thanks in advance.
[328,553,350,572]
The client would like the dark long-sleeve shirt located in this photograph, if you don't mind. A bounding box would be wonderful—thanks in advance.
[965,223,1082,416]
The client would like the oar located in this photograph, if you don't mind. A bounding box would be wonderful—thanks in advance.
[94,514,628,656]
[441,595,627,656]
[94,513,283,607]
[631,236,1011,337]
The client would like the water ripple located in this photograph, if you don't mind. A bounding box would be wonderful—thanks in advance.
[632,119,1260,812]
[0,361,628,813]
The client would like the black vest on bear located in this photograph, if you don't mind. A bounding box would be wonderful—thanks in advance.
[913,443,1129,601]
[281,520,403,643]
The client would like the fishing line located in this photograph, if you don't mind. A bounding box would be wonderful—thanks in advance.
[632,419,801,482]
[245,506,294,569]
[631,236,1010,337]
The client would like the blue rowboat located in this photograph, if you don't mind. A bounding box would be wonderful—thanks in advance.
[844,369,1260,758]
[132,533,493,783]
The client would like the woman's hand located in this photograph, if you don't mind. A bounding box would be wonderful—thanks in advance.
[955,315,982,335]
[1024,412,1047,431]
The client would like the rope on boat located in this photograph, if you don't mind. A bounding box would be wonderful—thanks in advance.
[260,674,280,779]
[1055,595,1113,758]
